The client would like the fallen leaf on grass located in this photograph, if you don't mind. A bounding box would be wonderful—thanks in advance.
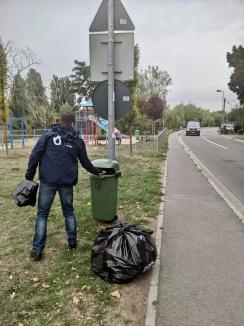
[110,290,121,299]
[71,267,77,271]
[18,323,24,326]
[42,283,50,289]
[10,292,16,299]
[9,274,14,280]
[73,296,79,305]
[32,277,39,282]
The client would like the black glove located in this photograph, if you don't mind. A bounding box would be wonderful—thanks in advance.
[96,168,106,176]
[25,173,33,181]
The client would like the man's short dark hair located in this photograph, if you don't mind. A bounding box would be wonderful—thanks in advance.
[61,112,76,127]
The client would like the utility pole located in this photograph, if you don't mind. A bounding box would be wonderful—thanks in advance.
[217,89,225,125]
[107,0,115,160]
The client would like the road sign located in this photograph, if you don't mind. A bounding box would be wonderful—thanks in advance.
[89,0,135,32]
[89,32,134,81]
[89,0,135,160]
[92,79,131,120]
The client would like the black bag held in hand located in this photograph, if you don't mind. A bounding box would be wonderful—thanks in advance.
[91,221,157,284]
[12,180,39,207]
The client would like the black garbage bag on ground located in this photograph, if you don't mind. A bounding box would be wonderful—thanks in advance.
[91,221,157,283]
[12,180,39,207]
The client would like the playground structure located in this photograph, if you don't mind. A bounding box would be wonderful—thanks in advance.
[1,100,124,150]
[0,117,26,150]
[75,99,121,144]
[8,117,25,148]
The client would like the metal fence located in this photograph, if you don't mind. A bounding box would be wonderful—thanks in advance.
[156,128,168,152]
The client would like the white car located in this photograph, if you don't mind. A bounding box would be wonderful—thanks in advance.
[186,121,201,136]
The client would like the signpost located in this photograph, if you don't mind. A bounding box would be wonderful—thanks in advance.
[89,0,135,160]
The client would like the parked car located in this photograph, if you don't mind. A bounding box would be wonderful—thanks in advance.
[220,123,234,134]
[186,121,201,136]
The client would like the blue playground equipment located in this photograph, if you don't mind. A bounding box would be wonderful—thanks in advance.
[8,117,25,148]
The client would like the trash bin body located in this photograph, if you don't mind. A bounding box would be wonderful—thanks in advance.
[90,159,121,221]
[135,129,141,140]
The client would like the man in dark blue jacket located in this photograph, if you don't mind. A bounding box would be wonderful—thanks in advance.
[25,112,99,261]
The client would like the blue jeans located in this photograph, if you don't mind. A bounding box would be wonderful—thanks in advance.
[32,182,77,252]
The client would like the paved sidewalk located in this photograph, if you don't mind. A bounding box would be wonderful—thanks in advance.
[156,133,244,326]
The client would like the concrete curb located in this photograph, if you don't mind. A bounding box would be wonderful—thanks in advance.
[178,134,244,224]
[234,138,244,144]
[145,159,168,326]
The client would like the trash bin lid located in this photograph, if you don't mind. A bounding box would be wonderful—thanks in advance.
[92,159,120,172]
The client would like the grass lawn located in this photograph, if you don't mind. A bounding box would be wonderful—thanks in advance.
[0,139,167,326]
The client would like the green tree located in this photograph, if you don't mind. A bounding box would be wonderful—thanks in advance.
[136,97,147,135]
[165,103,220,130]
[228,107,244,133]
[0,41,39,135]
[212,111,222,127]
[50,75,75,112]
[137,65,172,100]
[25,68,48,129]
[165,109,181,130]
[59,102,73,115]
[50,75,61,112]
[227,45,244,104]
[116,44,141,134]
[70,60,96,104]
[0,40,9,152]
[26,68,47,106]
[9,74,28,117]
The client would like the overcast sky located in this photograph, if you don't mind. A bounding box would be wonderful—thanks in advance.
[0,0,244,111]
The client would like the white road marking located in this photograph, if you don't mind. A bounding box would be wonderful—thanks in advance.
[179,134,244,223]
[201,135,229,150]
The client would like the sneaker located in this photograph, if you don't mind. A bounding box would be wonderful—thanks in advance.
[30,250,42,261]
[68,242,77,250]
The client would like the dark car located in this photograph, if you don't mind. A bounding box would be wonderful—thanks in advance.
[186,121,201,136]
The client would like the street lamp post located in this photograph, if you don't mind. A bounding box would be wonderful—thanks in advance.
[216,89,225,125]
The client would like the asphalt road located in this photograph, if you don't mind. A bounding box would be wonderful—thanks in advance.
[156,131,244,326]
[181,127,244,205]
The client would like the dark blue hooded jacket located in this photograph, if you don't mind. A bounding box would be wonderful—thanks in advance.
[25,125,99,186]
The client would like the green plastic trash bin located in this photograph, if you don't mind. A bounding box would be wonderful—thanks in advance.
[90,159,121,221]
[135,129,141,141]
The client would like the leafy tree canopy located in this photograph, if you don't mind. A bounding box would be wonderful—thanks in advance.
[144,95,166,121]
[137,65,172,100]
[60,102,72,115]
[50,75,75,112]
[0,40,8,124]
[227,45,244,104]
[26,68,47,107]
[9,74,28,117]
[70,60,96,104]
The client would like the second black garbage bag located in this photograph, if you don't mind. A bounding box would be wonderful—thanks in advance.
[91,221,157,283]
[12,180,39,207]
